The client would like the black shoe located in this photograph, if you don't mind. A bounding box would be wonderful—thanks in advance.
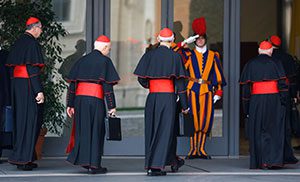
[17,164,33,171]
[293,145,300,151]
[185,155,197,159]
[88,167,107,174]
[82,166,90,170]
[267,166,283,170]
[198,155,212,160]
[147,169,167,176]
[28,162,38,168]
[171,158,185,172]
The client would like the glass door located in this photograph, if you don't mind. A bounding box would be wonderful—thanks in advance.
[104,0,161,155]
[173,0,228,156]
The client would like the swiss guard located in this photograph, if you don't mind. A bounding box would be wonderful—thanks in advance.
[172,17,227,159]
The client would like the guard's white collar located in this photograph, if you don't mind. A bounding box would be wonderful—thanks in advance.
[195,45,207,54]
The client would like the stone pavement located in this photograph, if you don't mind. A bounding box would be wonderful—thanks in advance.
[0,156,300,182]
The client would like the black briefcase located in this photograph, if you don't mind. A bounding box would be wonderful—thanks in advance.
[0,132,12,149]
[1,106,13,149]
[178,112,195,137]
[4,106,13,132]
[244,117,249,140]
[291,102,300,137]
[105,116,122,141]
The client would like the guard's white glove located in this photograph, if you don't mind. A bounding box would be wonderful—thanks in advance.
[176,95,180,102]
[181,35,199,46]
[213,95,221,104]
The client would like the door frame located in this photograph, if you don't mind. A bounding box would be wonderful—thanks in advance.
[85,0,241,156]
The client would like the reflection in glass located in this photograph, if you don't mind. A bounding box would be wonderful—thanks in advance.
[52,0,71,21]
[110,0,161,108]
[51,0,86,136]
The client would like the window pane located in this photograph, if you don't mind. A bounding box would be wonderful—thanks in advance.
[52,0,71,21]
[53,0,86,136]
[110,0,161,109]
[174,0,224,137]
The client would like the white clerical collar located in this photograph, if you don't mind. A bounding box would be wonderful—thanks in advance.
[195,45,207,54]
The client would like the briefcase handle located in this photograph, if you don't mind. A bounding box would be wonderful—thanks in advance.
[108,114,117,118]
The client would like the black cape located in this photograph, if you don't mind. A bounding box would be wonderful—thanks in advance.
[272,48,297,97]
[272,49,296,77]
[134,46,187,79]
[0,49,10,106]
[240,54,298,169]
[134,45,188,169]
[6,33,44,66]
[66,50,120,84]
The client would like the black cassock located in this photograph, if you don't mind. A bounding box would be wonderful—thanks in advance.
[66,50,120,168]
[272,49,300,137]
[6,33,44,164]
[240,54,298,169]
[0,49,10,157]
[134,45,188,169]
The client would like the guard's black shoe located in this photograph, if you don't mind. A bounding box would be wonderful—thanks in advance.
[88,167,107,174]
[198,155,212,160]
[185,155,197,159]
[147,169,167,176]
[17,164,33,171]
[28,162,38,168]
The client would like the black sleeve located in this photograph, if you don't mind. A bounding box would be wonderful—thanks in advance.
[288,75,297,98]
[67,82,75,107]
[137,77,149,88]
[278,78,289,105]
[175,77,188,110]
[103,82,116,110]
[298,66,300,92]
[241,83,251,115]
[26,64,42,95]
[3,65,11,106]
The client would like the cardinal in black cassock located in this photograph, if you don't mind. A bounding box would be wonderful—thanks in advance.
[6,17,44,171]
[269,35,299,161]
[0,48,10,162]
[134,28,189,176]
[240,41,298,169]
[65,35,120,174]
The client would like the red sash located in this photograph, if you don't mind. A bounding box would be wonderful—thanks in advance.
[149,79,174,93]
[13,65,29,78]
[251,81,279,94]
[75,82,104,99]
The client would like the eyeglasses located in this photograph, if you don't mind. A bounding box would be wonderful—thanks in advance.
[35,26,43,30]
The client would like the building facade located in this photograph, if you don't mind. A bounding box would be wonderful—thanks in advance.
[42,0,298,157]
